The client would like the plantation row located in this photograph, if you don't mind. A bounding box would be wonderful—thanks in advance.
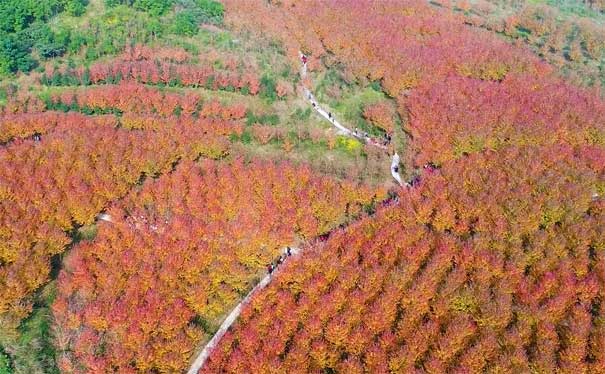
[203,144,605,373]
[0,112,117,144]
[40,60,265,96]
[0,109,248,146]
[120,44,193,64]
[0,112,240,330]
[191,0,605,372]
[46,83,248,118]
[405,72,605,166]
[225,0,548,97]
[440,0,605,89]
[51,160,383,373]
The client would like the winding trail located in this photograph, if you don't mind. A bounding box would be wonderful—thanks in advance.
[299,53,404,186]
[186,53,410,374]
[187,247,300,374]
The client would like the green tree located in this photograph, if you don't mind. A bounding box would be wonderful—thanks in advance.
[0,33,36,74]
[196,0,224,24]
[134,0,173,16]
[173,10,199,36]
[260,75,277,102]
[65,0,88,16]
[0,350,11,374]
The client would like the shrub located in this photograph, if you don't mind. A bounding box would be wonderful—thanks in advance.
[106,0,174,16]
[260,75,277,102]
[173,10,199,36]
[65,0,88,16]
[196,0,224,24]
[0,351,10,374]
[335,135,363,154]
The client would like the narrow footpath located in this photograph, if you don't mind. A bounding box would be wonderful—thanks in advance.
[187,247,300,374]
[187,53,410,374]
[299,53,404,186]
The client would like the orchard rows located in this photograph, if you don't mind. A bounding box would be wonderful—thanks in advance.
[196,0,605,372]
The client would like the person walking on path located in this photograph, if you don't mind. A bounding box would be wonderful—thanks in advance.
[391,152,404,186]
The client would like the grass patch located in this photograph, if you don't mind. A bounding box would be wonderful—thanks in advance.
[328,86,387,137]
[73,224,98,243]
[0,283,59,374]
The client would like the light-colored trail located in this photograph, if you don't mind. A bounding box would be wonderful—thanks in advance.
[187,247,300,374]
[300,53,403,185]
[188,53,411,374]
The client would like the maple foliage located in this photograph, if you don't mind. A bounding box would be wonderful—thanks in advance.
[204,144,605,373]
[405,73,605,166]
[48,83,248,119]
[0,112,117,143]
[444,1,605,90]
[224,0,548,96]
[362,101,396,134]
[0,113,239,328]
[52,159,383,373]
[42,60,263,95]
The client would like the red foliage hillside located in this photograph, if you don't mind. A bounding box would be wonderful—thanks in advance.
[52,159,383,373]
[204,144,605,373]
[0,114,237,327]
[224,0,548,96]
[0,112,117,144]
[406,73,605,166]
[49,83,247,118]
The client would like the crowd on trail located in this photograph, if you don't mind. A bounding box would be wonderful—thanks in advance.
[267,246,293,275]
[301,54,390,149]
[300,53,443,189]
[300,52,411,187]
[189,55,442,373]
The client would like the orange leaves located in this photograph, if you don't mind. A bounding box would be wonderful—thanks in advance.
[250,124,277,144]
[0,105,244,328]
[362,101,396,133]
[52,159,379,373]
[204,140,604,373]
[407,73,605,166]
[49,57,264,95]
[275,80,294,98]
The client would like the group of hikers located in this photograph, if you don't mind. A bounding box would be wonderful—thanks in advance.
[406,162,438,187]
[300,53,440,188]
[301,53,393,151]
[267,246,293,275]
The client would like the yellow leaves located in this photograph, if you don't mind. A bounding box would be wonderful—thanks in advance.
[0,184,13,201]
[414,201,434,225]
[335,135,362,154]
[282,139,295,152]
[0,240,17,264]
[539,206,565,229]
[449,293,478,315]
[89,316,108,331]
[584,128,605,146]
[456,62,509,82]
[453,135,487,157]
